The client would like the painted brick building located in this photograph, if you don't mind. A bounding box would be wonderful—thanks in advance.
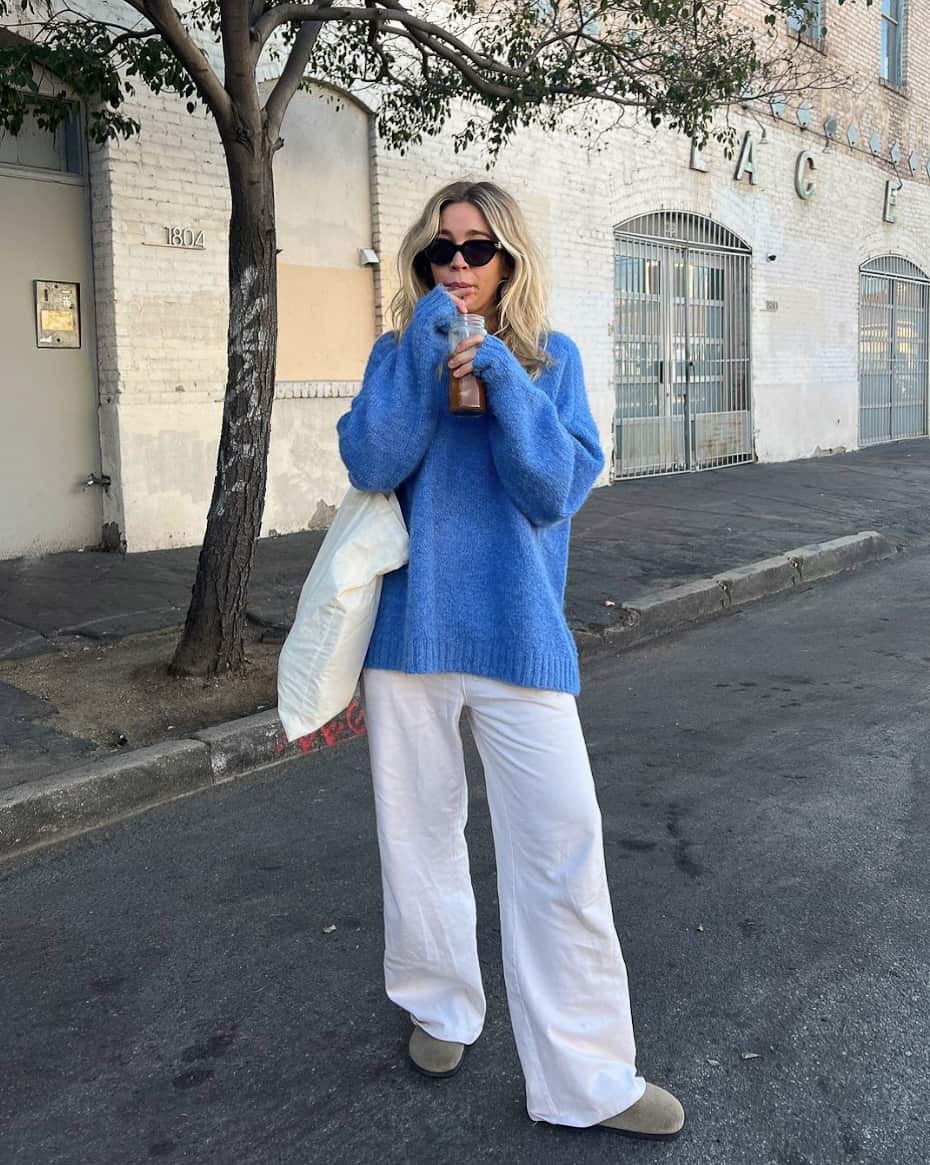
[2,1,929,557]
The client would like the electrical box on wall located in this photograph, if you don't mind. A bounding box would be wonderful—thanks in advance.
[35,281,81,348]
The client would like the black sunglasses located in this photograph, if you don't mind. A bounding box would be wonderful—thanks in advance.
[421,237,503,268]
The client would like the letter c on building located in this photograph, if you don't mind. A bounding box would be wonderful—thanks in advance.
[795,151,816,200]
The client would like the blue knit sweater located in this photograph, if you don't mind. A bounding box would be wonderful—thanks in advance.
[336,285,605,695]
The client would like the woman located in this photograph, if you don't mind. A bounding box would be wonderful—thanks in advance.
[337,180,684,1140]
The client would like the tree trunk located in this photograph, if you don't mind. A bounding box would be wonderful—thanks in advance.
[170,136,278,677]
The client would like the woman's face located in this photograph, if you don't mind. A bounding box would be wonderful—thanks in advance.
[429,201,508,321]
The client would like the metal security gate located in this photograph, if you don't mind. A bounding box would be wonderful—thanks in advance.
[859,256,930,447]
[613,212,752,478]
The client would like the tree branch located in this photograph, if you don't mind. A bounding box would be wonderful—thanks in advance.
[379,25,512,98]
[254,5,519,96]
[109,26,161,53]
[373,0,524,78]
[252,0,520,81]
[263,7,331,139]
[220,0,259,119]
[141,0,234,127]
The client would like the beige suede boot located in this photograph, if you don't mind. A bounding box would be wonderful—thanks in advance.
[408,1026,466,1078]
[598,1083,685,1140]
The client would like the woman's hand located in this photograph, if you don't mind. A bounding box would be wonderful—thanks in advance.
[448,334,485,381]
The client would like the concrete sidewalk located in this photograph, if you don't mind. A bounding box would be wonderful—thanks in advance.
[1,439,928,857]
[2,439,928,659]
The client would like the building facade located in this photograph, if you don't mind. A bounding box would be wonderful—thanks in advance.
[2,1,929,557]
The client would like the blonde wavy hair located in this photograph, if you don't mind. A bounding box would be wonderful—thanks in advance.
[390,180,551,375]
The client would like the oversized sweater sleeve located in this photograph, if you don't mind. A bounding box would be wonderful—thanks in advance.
[472,332,605,527]
[337,286,457,491]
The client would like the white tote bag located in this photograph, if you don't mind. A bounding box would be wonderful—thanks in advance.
[277,487,408,742]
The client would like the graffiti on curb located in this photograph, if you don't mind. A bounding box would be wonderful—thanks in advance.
[273,698,366,758]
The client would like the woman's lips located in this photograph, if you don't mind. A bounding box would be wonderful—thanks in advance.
[445,283,474,292]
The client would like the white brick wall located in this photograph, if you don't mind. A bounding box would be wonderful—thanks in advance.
[75,2,930,550]
[93,97,229,411]
[372,100,930,470]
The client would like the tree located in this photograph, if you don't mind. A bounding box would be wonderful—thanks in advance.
[1,0,842,676]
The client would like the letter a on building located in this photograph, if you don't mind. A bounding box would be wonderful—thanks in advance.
[734,132,758,185]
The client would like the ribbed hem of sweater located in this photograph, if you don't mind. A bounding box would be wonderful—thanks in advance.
[365,634,580,696]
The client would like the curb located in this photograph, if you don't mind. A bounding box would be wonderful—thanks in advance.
[575,530,897,654]
[0,740,211,858]
[0,696,367,862]
[0,530,897,862]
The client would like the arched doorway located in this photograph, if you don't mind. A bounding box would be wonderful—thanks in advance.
[271,83,376,386]
[858,255,929,446]
[613,212,752,478]
[259,81,379,532]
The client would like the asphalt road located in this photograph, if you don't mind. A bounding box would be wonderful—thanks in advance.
[2,551,929,1165]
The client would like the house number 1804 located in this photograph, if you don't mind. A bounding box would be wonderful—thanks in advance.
[164,226,205,249]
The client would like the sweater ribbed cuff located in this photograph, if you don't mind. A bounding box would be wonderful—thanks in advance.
[413,285,459,336]
[472,333,517,379]
[472,335,536,415]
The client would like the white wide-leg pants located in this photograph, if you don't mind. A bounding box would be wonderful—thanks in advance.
[362,668,646,1127]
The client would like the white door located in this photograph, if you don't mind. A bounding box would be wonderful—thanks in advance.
[0,105,101,558]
